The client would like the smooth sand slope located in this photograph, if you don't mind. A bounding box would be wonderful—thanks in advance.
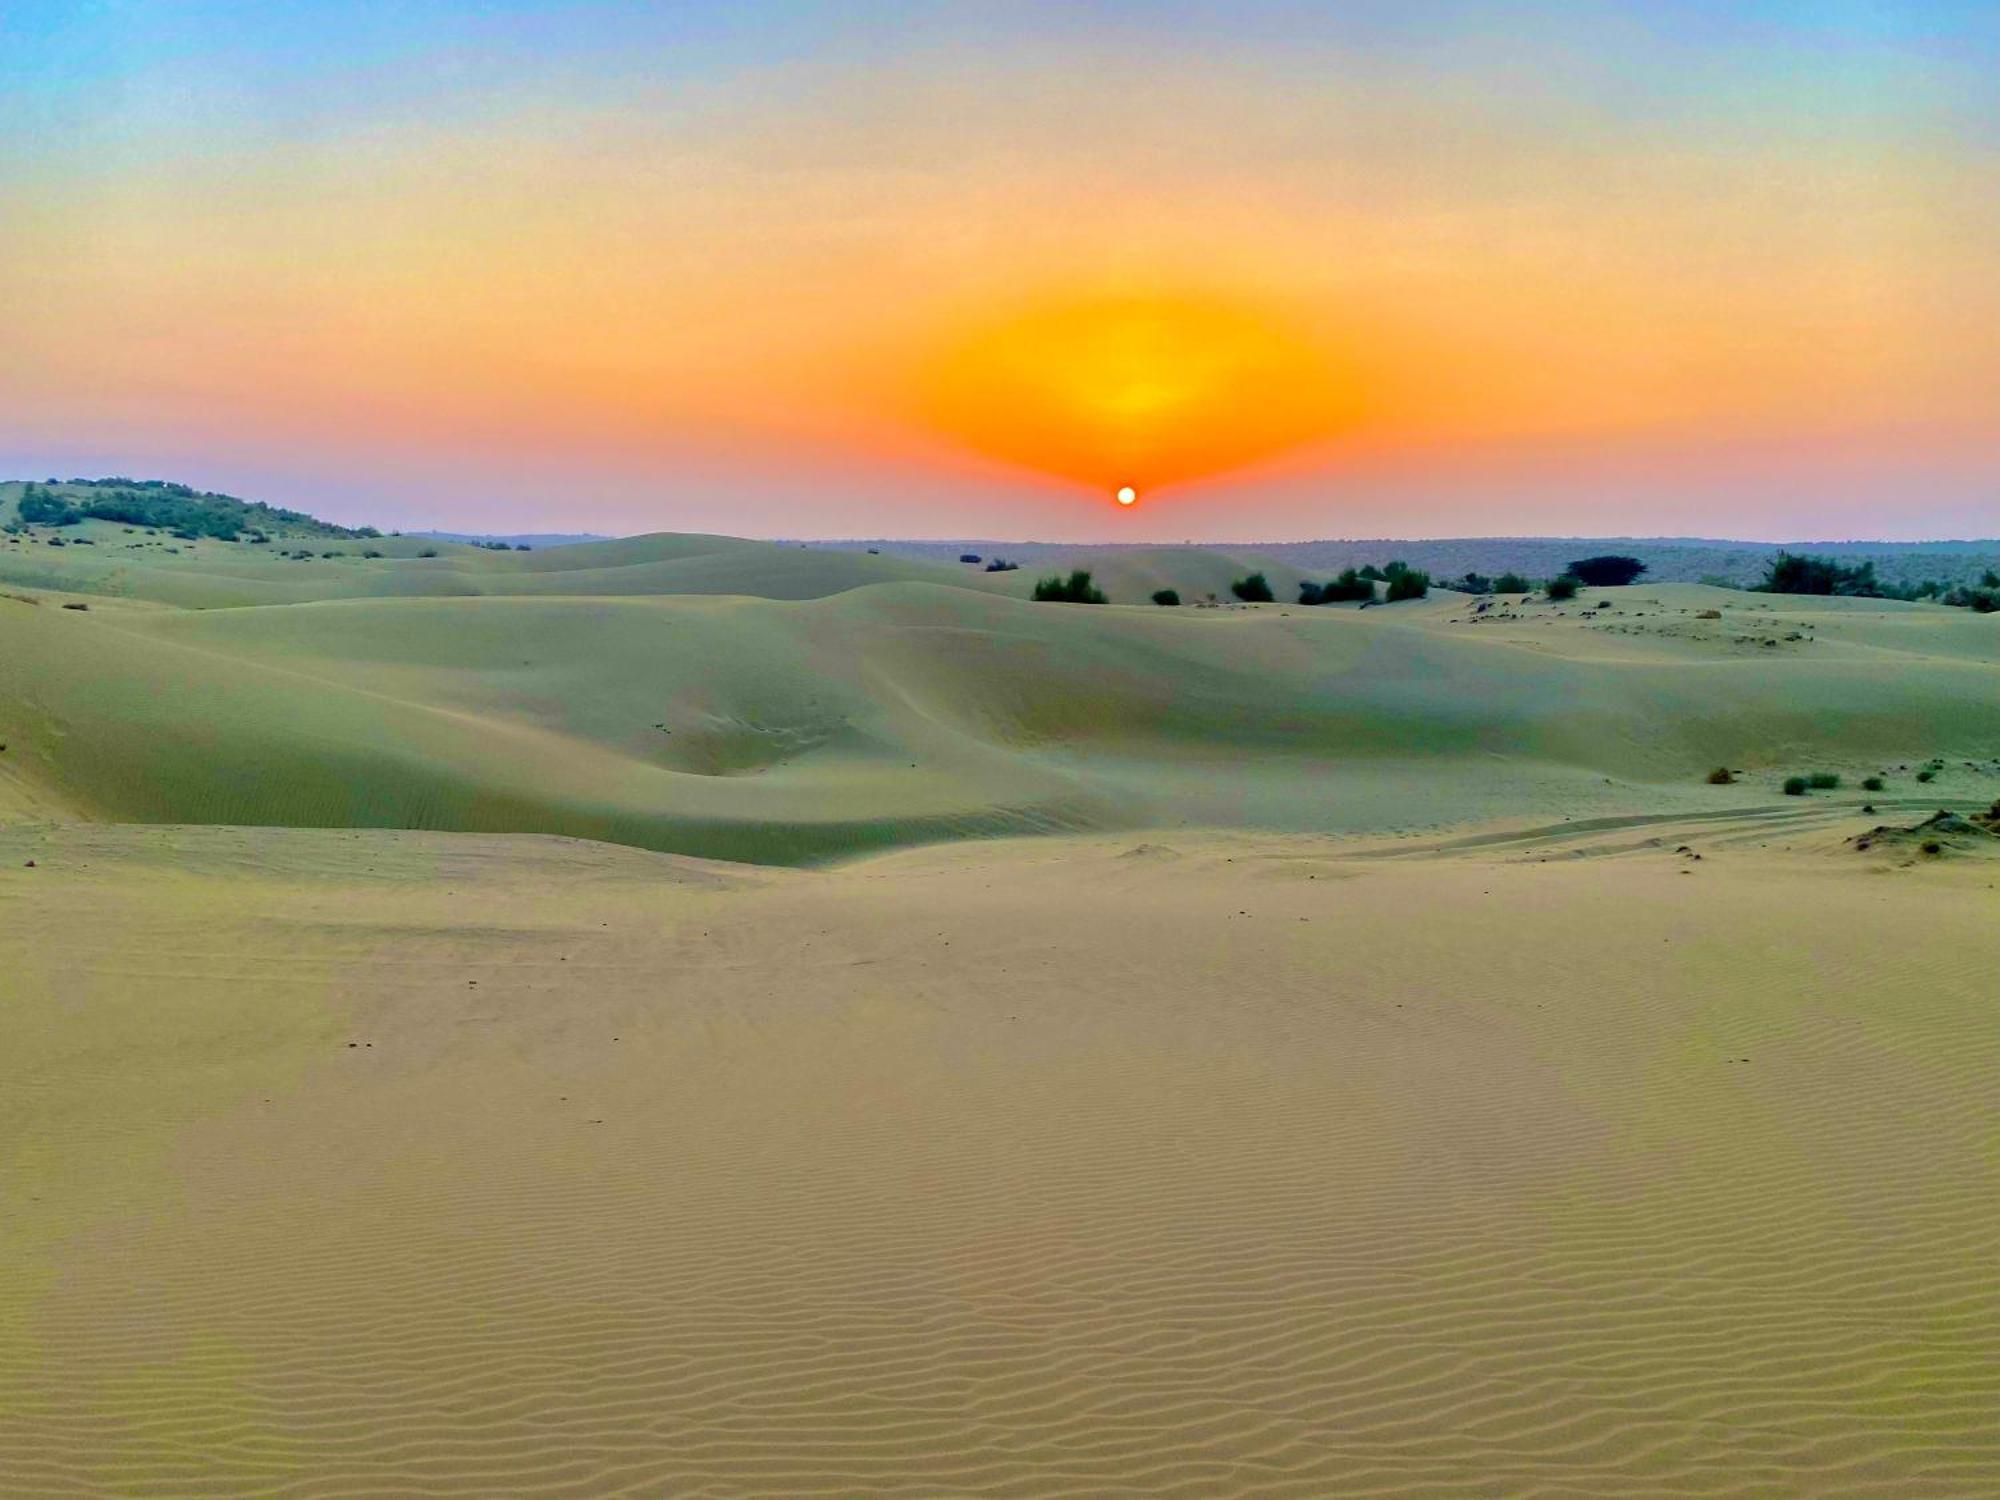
[4,569,2000,861]
[4,814,1999,1497]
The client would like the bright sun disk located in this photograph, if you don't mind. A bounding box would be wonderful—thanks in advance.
[1116,486,1137,506]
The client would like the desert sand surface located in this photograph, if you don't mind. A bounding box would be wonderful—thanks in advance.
[6,529,2000,1494]
[4,813,1999,1497]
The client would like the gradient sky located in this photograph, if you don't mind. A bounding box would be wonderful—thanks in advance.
[4,1,1995,540]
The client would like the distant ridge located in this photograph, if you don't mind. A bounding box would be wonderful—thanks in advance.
[409,531,609,548]
[804,536,2000,590]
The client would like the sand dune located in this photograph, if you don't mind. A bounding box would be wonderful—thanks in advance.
[5,576,1999,862]
[5,531,2000,1494]
[4,817,1998,1496]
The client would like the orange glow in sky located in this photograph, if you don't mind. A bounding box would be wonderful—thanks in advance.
[908,292,1359,498]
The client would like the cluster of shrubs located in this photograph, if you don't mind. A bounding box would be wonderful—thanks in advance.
[1782,771,1843,796]
[984,558,1019,573]
[1757,553,2000,611]
[1031,569,1108,604]
[1295,560,1431,605]
[12,478,378,542]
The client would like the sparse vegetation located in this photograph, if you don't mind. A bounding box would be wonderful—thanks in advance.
[1783,776,1808,796]
[1545,575,1580,601]
[1151,588,1181,607]
[1033,569,1108,604]
[1861,775,1884,791]
[1806,771,1840,789]
[1757,552,1884,597]
[1315,568,1375,603]
[984,558,1019,573]
[13,477,378,541]
[1492,572,1531,595]
[1230,572,1275,603]
[1917,767,1936,783]
[1384,568,1430,602]
[1567,555,1647,587]
[1707,767,1736,785]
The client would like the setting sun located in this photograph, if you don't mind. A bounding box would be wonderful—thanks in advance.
[909,291,1360,499]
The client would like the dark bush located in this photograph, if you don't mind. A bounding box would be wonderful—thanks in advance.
[1230,572,1275,603]
[19,492,79,526]
[1318,568,1374,603]
[418,548,439,558]
[1357,564,1385,582]
[1033,569,1108,604]
[1151,588,1181,607]
[1546,575,1580,601]
[959,553,982,564]
[1861,775,1884,791]
[1567,555,1647,587]
[1452,572,1493,594]
[1493,572,1531,595]
[984,558,1019,572]
[1917,767,1936,783]
[1706,767,1735,785]
[1806,771,1840,789]
[1757,552,1884,597]
[1384,568,1430,602]
[1296,581,1323,606]
[1783,775,1808,796]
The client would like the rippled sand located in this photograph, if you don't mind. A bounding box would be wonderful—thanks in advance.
[6,814,1997,1496]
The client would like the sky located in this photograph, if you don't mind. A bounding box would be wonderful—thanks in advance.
[3,1,1995,541]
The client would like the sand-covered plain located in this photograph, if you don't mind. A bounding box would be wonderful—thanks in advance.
[5,532,2000,1494]
[4,811,1999,1497]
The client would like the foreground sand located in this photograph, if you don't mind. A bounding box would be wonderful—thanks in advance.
[6,811,1997,1496]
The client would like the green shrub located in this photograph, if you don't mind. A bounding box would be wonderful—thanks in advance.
[1917,767,1936,783]
[1545,575,1580,601]
[1357,564,1385,582]
[1384,568,1431,602]
[1150,588,1181,607]
[1230,572,1275,603]
[1318,568,1375,602]
[1033,569,1108,604]
[1567,555,1647,587]
[1493,572,1531,594]
[19,492,79,526]
[1806,771,1840,789]
[1861,775,1884,791]
[1296,581,1323,605]
[1783,776,1808,796]
[1756,552,1884,597]
[1706,767,1735,785]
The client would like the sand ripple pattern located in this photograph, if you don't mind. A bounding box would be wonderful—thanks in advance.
[3,826,1998,1496]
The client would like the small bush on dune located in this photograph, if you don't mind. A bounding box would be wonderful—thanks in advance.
[1151,588,1181,607]
[984,558,1019,572]
[1861,775,1885,791]
[1917,767,1936,783]
[1317,568,1375,603]
[1230,572,1275,603]
[1493,572,1531,595]
[1707,767,1736,785]
[1567,555,1648,587]
[1545,575,1580,601]
[1384,568,1431,602]
[1296,581,1323,606]
[1783,776,1808,796]
[1806,771,1840,789]
[1033,569,1108,604]
[1357,564,1385,582]
[1757,552,1884,598]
